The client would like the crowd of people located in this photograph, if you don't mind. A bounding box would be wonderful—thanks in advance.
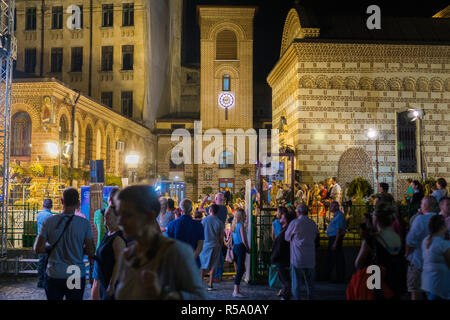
[263,177,343,209]
[32,176,449,300]
[33,186,251,300]
[269,177,450,300]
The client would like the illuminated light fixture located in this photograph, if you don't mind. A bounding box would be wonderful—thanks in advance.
[46,142,59,156]
[367,128,378,139]
[125,154,139,166]
[408,108,424,122]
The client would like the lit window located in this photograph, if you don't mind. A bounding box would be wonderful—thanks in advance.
[397,111,417,173]
[223,74,230,91]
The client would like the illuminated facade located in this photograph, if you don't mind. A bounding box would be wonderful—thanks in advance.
[267,5,450,199]
[14,0,183,128]
[156,6,257,200]
[9,78,154,180]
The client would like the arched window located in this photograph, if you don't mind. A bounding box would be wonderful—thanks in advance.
[219,151,234,169]
[95,129,102,159]
[222,74,231,91]
[11,112,32,156]
[85,125,93,164]
[216,30,237,60]
[59,115,68,143]
[397,111,417,173]
[106,136,111,170]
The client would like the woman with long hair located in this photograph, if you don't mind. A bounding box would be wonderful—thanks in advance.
[91,188,126,300]
[421,215,450,300]
[231,208,250,298]
[355,201,405,299]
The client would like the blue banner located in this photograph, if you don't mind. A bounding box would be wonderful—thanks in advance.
[80,186,119,220]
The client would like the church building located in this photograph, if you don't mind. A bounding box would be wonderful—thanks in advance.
[267,4,450,199]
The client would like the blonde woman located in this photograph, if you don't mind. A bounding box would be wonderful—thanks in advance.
[231,208,250,297]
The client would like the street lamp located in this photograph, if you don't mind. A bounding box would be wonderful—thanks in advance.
[408,109,426,180]
[125,153,140,184]
[46,142,61,186]
[366,129,379,184]
[46,142,59,156]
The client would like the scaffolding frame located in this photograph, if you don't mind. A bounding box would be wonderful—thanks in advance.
[0,0,16,259]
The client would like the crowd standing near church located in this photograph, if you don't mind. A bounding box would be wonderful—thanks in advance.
[32,175,450,300]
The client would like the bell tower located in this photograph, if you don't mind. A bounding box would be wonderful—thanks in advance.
[197,6,256,130]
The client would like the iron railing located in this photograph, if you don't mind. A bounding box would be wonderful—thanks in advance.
[1,203,38,249]
[252,203,411,282]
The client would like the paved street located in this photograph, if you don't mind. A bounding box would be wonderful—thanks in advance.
[0,275,346,300]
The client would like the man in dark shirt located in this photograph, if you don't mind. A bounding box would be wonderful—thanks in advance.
[167,199,204,267]
[224,188,232,206]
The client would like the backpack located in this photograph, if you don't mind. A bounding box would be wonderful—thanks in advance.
[346,234,405,300]
[367,234,407,298]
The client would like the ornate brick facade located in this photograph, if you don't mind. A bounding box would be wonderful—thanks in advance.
[267,8,450,200]
[8,79,155,179]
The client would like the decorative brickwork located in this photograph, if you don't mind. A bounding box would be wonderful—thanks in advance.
[337,147,374,187]
[268,9,450,200]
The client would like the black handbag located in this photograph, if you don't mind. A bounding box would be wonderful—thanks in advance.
[43,214,75,274]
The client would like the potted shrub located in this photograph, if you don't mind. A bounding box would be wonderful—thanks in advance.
[347,176,374,227]
[53,165,70,180]
[106,174,122,187]
[347,176,374,204]
[11,163,24,176]
[422,177,436,196]
[202,186,213,196]
[240,168,250,176]
[29,164,45,177]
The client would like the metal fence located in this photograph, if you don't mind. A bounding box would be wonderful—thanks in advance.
[252,203,410,282]
[9,182,63,211]
[2,203,38,249]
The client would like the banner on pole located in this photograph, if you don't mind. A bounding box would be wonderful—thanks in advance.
[244,178,252,283]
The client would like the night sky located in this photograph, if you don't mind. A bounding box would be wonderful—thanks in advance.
[182,0,449,118]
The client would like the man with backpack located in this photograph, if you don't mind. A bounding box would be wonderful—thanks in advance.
[33,188,95,300]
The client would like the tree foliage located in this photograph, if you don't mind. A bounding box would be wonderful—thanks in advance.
[347,177,374,201]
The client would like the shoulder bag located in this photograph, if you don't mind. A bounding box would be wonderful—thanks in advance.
[43,214,75,274]
[225,234,234,263]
